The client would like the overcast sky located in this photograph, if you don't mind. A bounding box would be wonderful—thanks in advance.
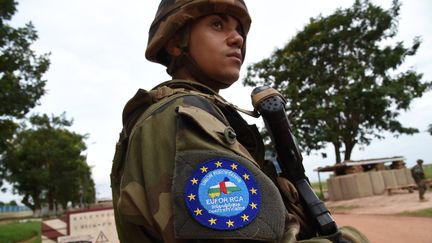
[2,0,431,202]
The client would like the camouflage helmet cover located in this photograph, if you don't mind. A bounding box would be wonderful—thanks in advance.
[146,0,251,66]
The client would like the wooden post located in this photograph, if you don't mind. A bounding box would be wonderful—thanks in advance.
[317,171,324,200]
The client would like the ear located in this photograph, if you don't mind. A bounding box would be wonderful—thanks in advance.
[165,35,182,57]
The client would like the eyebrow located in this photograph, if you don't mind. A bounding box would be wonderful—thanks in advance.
[215,13,229,22]
[214,13,244,35]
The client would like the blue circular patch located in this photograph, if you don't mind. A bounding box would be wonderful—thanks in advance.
[184,158,261,230]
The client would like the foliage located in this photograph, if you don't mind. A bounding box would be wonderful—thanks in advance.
[0,200,17,206]
[428,124,432,136]
[244,0,432,163]
[0,220,40,243]
[2,113,95,212]
[0,0,50,186]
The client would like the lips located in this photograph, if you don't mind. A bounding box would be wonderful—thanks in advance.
[227,52,242,63]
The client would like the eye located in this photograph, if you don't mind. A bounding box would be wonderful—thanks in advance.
[211,19,223,30]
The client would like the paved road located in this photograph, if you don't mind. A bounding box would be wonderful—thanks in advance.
[333,214,432,243]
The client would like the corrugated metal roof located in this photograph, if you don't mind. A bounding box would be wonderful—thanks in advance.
[314,156,406,172]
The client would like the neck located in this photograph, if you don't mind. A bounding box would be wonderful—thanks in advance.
[173,67,221,93]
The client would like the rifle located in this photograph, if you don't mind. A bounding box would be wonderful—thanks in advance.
[251,86,338,237]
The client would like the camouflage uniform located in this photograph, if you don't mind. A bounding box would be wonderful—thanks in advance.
[111,80,369,242]
[111,0,369,242]
[112,80,291,242]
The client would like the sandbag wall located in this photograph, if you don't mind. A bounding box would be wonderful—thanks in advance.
[327,168,415,201]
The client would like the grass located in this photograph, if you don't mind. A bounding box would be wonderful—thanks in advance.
[0,220,41,243]
[399,208,432,218]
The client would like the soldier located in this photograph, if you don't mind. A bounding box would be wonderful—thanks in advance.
[111,0,369,242]
[411,159,428,201]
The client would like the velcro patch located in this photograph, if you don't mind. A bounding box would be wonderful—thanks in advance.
[184,158,260,231]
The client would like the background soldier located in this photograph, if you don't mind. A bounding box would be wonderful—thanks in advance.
[411,159,428,201]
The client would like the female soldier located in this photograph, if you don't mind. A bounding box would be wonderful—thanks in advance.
[111,1,368,242]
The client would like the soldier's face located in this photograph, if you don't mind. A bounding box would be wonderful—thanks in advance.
[189,14,244,88]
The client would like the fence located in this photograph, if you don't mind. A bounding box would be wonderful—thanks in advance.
[0,205,31,213]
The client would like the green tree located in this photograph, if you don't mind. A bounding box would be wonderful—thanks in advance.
[2,114,95,212]
[244,0,431,163]
[0,0,50,159]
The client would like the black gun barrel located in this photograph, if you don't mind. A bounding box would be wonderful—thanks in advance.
[251,86,338,236]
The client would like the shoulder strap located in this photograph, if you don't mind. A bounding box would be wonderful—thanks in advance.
[155,79,260,118]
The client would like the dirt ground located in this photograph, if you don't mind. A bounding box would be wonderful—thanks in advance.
[334,214,432,243]
[326,190,432,243]
[325,189,432,215]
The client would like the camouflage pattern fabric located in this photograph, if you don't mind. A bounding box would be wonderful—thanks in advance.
[111,79,370,242]
[145,0,251,66]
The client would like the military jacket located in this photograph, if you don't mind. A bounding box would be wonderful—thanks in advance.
[111,80,369,243]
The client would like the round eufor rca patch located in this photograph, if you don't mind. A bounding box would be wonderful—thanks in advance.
[184,158,261,230]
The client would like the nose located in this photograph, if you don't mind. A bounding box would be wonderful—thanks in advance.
[227,30,244,49]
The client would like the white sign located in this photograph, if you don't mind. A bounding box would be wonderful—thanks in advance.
[65,208,119,243]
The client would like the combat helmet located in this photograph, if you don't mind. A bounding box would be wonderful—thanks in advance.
[145,0,251,67]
